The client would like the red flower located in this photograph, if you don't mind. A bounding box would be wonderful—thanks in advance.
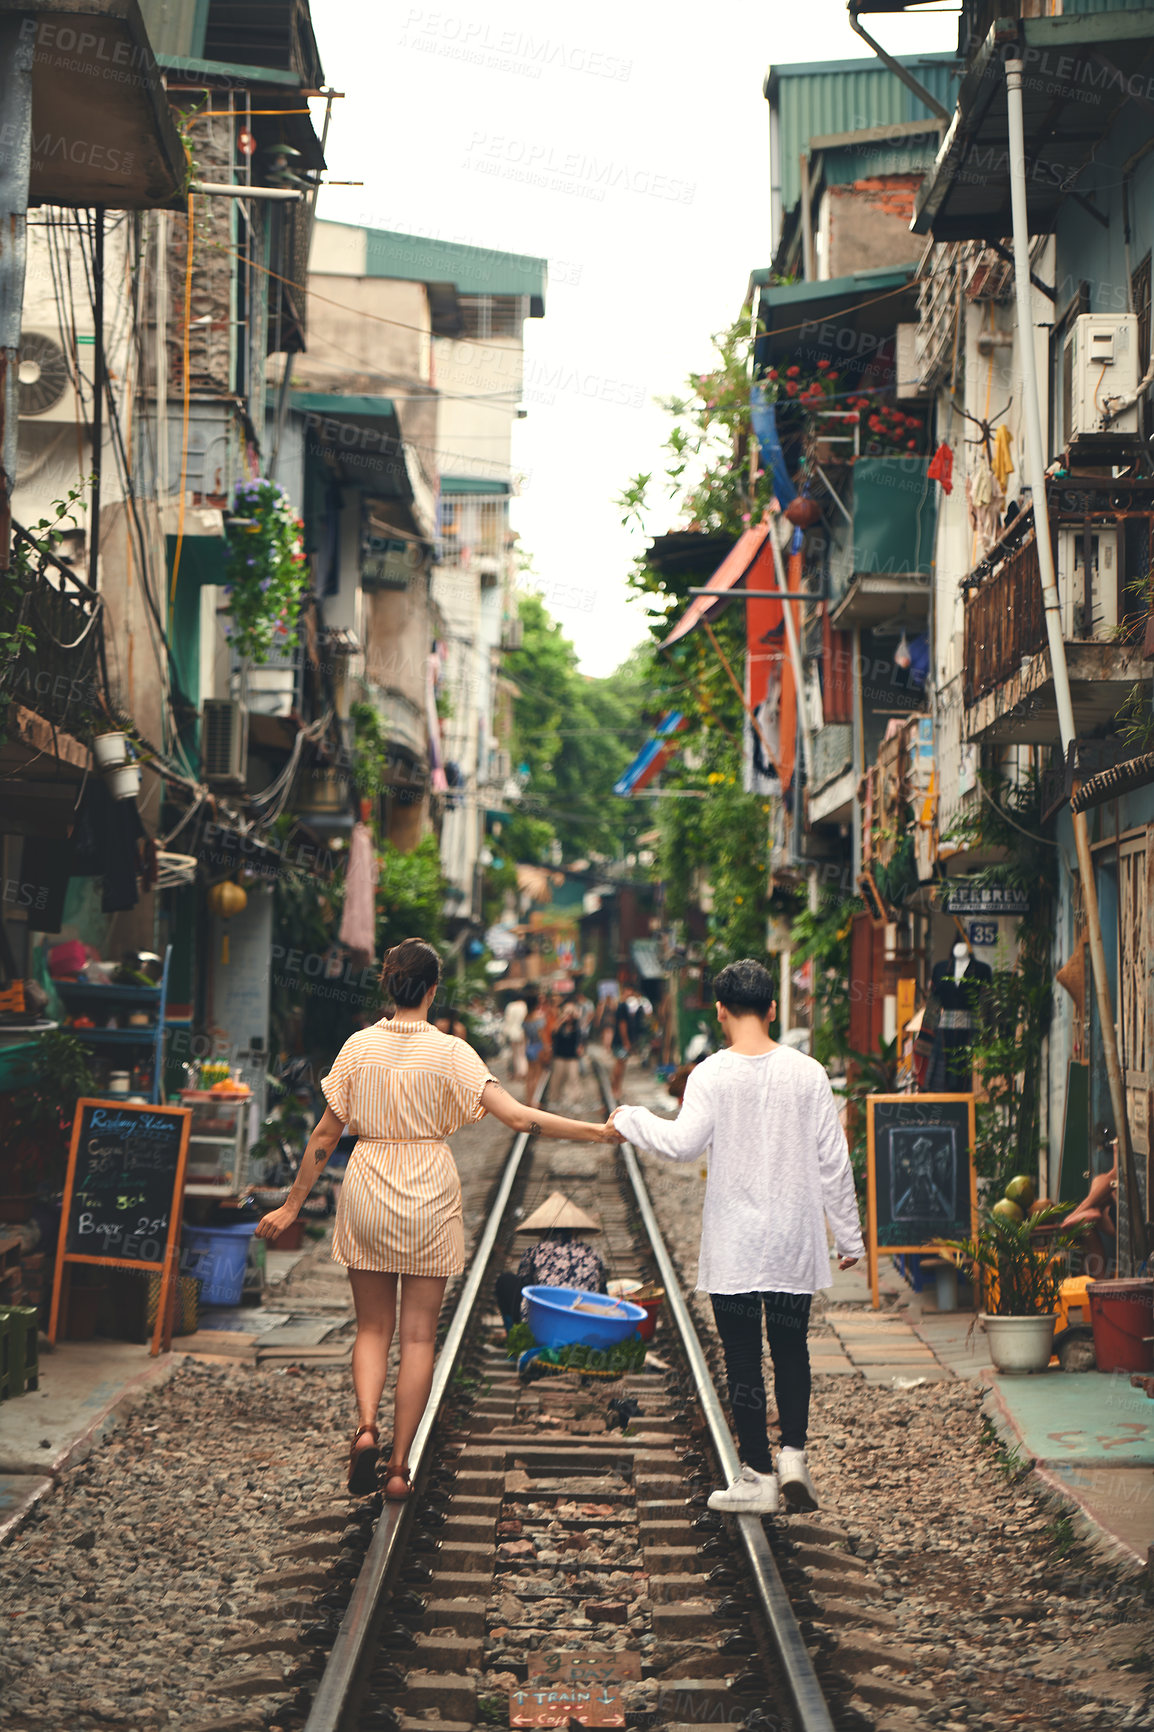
[847,412,860,424]
[767,369,778,381]
[827,372,839,383]
[907,440,917,450]
[817,359,830,371]
[785,382,798,397]
[787,365,801,378]
[868,415,882,431]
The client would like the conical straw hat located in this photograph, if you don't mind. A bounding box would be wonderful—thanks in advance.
[516,1190,601,1234]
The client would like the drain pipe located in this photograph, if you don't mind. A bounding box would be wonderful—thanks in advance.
[1005,56,1143,1271]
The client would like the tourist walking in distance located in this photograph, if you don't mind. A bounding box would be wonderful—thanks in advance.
[610,958,864,1515]
[257,939,622,1498]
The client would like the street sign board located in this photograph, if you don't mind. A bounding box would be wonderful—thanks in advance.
[49,1099,191,1354]
[865,1093,977,1309]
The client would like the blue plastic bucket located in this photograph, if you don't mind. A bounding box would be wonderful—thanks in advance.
[523,1284,647,1350]
[181,1221,257,1307]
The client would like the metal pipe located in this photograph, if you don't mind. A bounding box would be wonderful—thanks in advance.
[188,181,303,200]
[1005,56,1142,1270]
[614,1129,836,1732]
[848,6,951,121]
[304,1112,539,1732]
[90,210,105,592]
[0,17,34,569]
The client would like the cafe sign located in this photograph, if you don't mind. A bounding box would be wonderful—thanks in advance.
[941,882,1029,917]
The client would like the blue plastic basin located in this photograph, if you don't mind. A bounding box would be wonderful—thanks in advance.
[181,1220,257,1307]
[523,1284,647,1350]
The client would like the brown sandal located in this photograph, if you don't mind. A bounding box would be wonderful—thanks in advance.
[347,1423,380,1495]
[383,1461,411,1502]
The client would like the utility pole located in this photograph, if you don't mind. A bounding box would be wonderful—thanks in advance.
[0,17,34,569]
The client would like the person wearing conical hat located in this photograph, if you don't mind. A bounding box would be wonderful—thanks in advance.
[494,1190,606,1329]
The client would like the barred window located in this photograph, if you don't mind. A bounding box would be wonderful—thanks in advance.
[458,295,528,339]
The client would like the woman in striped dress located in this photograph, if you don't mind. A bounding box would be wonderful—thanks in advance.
[256,938,622,1498]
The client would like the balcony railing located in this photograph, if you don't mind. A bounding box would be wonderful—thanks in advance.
[963,479,1154,709]
[0,526,103,737]
[963,524,1045,706]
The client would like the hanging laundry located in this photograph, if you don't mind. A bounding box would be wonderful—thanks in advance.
[893,631,912,670]
[966,453,1004,554]
[339,820,378,971]
[991,422,1015,493]
[927,441,954,494]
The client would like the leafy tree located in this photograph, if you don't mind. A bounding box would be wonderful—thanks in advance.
[500,591,650,866]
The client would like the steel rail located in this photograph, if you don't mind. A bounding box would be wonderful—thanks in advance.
[303,1112,538,1732]
[599,1068,837,1732]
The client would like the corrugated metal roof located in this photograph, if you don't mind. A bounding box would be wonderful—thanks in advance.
[361,229,547,316]
[767,53,960,213]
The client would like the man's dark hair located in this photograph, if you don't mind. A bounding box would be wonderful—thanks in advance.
[713,958,776,1017]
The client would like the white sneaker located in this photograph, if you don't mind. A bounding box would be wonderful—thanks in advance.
[777,1446,819,1512]
[707,1464,780,1515]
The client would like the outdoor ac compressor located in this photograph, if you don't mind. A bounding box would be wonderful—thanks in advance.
[1062,313,1141,440]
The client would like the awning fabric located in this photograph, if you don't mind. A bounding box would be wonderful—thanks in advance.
[659,525,773,649]
[631,940,667,981]
[613,712,686,798]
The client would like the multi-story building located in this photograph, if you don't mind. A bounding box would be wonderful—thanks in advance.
[299,223,546,910]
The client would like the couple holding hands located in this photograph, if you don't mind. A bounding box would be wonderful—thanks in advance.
[259,941,863,1514]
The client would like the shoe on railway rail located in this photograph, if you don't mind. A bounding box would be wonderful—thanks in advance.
[776,1446,819,1512]
[707,1464,780,1515]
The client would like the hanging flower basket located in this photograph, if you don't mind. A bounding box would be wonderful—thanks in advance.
[223,477,310,665]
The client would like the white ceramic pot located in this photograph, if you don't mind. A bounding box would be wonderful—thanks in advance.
[93,731,128,769]
[106,763,141,801]
[982,1312,1057,1374]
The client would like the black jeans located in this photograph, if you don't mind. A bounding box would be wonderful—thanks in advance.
[710,1290,812,1470]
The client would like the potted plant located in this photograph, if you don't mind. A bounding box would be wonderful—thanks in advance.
[223,477,310,666]
[941,1203,1086,1374]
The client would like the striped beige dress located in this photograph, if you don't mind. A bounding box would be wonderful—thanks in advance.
[322,1021,497,1276]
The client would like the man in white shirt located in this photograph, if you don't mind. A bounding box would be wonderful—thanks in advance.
[611,958,864,1516]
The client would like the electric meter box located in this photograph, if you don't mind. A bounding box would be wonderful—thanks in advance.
[1063,313,1141,439]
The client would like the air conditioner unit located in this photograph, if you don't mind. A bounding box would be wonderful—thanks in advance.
[1057,527,1119,639]
[17,330,85,424]
[1063,313,1141,440]
[201,699,248,789]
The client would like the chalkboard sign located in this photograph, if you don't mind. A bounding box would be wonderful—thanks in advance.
[49,1099,191,1354]
[866,1094,976,1309]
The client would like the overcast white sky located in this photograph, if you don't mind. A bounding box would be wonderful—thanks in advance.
[314,0,954,676]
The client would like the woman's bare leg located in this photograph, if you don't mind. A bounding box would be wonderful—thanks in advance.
[387,1273,448,1492]
[348,1270,398,1451]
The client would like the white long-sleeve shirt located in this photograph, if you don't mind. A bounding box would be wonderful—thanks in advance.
[613,1044,865,1295]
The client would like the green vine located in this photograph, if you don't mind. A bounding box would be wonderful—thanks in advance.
[224,477,310,665]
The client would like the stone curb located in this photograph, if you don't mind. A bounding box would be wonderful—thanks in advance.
[979,1377,1147,1577]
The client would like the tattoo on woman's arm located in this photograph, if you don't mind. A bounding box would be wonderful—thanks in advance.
[528,1119,542,1136]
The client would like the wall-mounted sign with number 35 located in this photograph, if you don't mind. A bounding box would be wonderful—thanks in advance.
[967,920,998,948]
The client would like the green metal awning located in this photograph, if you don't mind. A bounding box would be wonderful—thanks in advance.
[913,11,1154,239]
[751,266,917,366]
[440,475,512,496]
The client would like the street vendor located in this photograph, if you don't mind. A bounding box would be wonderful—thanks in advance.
[494,1190,607,1328]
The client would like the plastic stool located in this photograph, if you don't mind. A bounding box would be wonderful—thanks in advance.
[0,1305,39,1395]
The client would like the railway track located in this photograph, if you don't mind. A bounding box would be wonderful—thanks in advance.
[268,1069,866,1732]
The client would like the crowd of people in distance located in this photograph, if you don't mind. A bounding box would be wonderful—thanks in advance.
[501,984,653,1101]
